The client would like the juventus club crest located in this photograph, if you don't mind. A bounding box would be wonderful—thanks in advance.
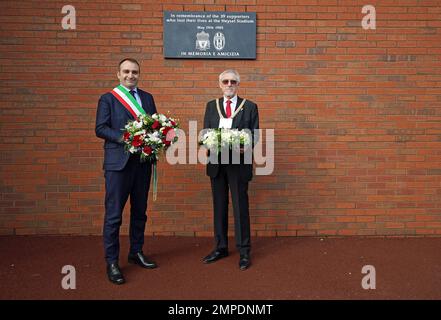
[213,32,225,50]
[196,31,210,51]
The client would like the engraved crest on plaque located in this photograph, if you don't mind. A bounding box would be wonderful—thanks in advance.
[195,31,210,51]
[213,32,225,51]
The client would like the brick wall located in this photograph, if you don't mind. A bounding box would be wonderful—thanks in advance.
[1,0,440,237]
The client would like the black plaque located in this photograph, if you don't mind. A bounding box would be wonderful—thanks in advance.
[163,11,256,59]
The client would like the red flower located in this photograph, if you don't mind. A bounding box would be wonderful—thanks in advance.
[152,120,160,130]
[162,139,171,146]
[162,127,171,136]
[143,146,153,154]
[123,132,131,140]
[170,120,176,126]
[165,128,176,142]
[131,135,143,147]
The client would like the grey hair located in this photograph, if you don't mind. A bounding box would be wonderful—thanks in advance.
[219,69,240,83]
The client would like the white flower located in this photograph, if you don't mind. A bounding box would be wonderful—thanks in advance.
[201,130,220,149]
[241,132,251,145]
[146,132,162,144]
[134,129,146,136]
[134,120,143,129]
[159,114,167,122]
[152,131,160,139]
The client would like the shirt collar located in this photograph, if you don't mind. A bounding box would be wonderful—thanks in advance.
[224,95,237,105]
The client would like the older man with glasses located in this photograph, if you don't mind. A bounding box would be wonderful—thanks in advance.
[202,69,260,270]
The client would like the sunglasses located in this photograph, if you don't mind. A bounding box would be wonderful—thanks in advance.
[221,79,238,85]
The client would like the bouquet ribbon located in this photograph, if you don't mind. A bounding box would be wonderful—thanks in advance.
[152,162,157,201]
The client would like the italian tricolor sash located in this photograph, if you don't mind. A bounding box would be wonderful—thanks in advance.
[110,85,146,118]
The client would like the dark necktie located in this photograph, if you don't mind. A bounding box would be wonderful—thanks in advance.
[226,99,232,118]
[129,90,136,98]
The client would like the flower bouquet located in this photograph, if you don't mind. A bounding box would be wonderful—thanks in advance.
[122,113,179,200]
[199,128,251,154]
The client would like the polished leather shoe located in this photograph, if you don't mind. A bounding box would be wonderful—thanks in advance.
[107,263,125,285]
[128,252,157,269]
[239,254,251,270]
[203,249,228,264]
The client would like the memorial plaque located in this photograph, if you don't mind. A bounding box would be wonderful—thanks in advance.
[163,11,256,59]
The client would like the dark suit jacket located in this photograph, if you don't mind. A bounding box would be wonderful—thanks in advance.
[203,96,259,181]
[95,88,157,171]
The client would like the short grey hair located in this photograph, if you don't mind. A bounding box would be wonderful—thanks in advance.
[219,69,240,83]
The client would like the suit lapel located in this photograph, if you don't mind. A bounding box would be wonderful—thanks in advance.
[232,96,244,128]
[139,89,158,115]
[218,97,227,119]
[137,90,149,115]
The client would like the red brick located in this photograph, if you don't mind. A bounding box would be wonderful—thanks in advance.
[0,0,440,237]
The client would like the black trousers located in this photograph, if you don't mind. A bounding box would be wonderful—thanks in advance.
[103,155,152,264]
[210,164,251,255]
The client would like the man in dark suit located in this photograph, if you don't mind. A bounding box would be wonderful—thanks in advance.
[202,69,259,270]
[95,58,158,285]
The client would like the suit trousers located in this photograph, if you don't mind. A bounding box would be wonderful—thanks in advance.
[103,154,152,264]
[210,164,251,255]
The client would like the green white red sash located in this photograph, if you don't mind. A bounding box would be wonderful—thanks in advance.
[110,85,146,118]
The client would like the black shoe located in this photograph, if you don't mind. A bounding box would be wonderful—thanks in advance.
[203,249,228,264]
[107,263,125,285]
[239,254,251,270]
[128,252,157,269]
